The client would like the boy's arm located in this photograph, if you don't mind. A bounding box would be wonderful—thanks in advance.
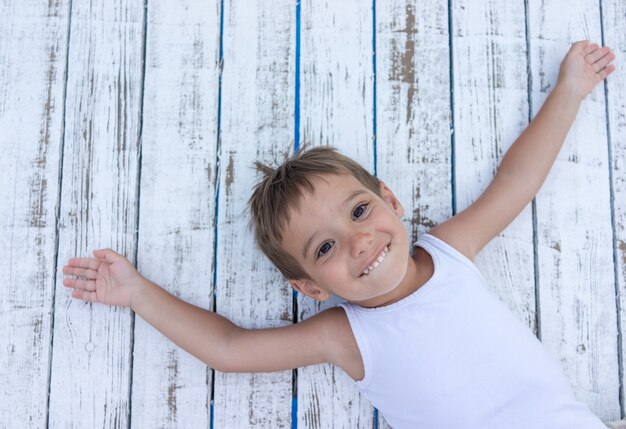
[431,41,615,260]
[63,249,341,373]
[131,278,341,373]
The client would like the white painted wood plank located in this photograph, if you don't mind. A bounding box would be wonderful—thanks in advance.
[451,0,536,329]
[299,0,374,161]
[376,1,452,253]
[602,0,626,417]
[528,0,620,420]
[0,1,69,427]
[375,2,452,428]
[298,1,375,427]
[130,1,220,427]
[48,1,145,427]
[213,1,295,427]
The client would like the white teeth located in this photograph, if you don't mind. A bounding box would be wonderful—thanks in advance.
[362,246,389,276]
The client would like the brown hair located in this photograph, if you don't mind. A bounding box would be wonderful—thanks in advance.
[248,146,381,280]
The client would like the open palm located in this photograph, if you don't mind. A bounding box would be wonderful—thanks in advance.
[63,249,144,308]
[558,41,616,101]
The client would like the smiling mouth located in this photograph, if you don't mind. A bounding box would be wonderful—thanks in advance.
[361,246,389,276]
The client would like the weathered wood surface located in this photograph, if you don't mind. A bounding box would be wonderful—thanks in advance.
[375,1,452,427]
[452,0,537,332]
[48,1,144,428]
[528,0,620,419]
[214,1,295,427]
[297,0,375,427]
[603,0,626,414]
[130,1,220,427]
[0,1,69,427]
[1,0,625,427]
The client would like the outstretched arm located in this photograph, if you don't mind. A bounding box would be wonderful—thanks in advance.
[431,41,616,260]
[63,250,339,373]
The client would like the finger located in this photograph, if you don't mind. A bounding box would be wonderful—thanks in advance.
[585,46,609,64]
[598,64,616,80]
[71,289,98,303]
[63,265,98,279]
[63,277,97,292]
[592,51,615,72]
[582,42,599,56]
[67,257,102,271]
[93,248,125,264]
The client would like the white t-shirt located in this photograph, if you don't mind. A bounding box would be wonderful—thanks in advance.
[340,234,605,429]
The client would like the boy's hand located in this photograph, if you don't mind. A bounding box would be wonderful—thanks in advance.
[557,40,616,102]
[62,249,145,308]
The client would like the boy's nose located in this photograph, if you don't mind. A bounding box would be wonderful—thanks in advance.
[350,231,373,258]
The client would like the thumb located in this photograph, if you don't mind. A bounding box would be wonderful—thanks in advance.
[93,248,124,263]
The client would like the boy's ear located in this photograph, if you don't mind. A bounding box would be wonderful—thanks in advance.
[289,279,330,302]
[379,181,404,217]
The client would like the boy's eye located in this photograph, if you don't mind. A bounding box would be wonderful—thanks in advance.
[317,241,334,258]
[352,203,369,220]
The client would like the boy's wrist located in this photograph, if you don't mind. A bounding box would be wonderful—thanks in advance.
[553,80,586,106]
[130,277,152,313]
[548,82,584,117]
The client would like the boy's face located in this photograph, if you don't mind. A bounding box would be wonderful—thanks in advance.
[282,174,415,308]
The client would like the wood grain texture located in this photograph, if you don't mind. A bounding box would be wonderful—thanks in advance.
[48,1,145,427]
[213,1,295,427]
[375,2,452,427]
[297,1,375,428]
[0,1,69,427]
[527,0,619,420]
[451,0,536,330]
[376,0,452,241]
[602,0,626,417]
[2,1,626,426]
[129,1,220,427]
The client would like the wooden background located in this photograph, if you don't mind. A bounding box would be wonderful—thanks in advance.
[1,0,625,427]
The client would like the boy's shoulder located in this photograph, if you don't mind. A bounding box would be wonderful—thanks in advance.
[308,307,364,381]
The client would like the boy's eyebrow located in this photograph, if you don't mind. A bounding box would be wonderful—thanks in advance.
[302,189,368,259]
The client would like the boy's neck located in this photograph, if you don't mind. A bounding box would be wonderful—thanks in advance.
[355,248,433,309]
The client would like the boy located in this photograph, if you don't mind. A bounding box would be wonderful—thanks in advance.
[64,41,617,428]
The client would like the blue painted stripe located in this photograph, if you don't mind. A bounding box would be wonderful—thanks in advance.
[292,3,302,429]
[210,1,226,428]
[292,397,298,429]
[47,0,74,426]
[126,0,150,425]
[213,0,225,309]
[372,0,377,177]
[599,0,625,417]
[522,0,543,347]
[447,0,456,215]
[373,2,379,426]
[294,0,302,152]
